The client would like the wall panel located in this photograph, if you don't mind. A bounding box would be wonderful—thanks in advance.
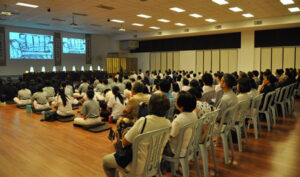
[261,48,271,71]
[212,50,220,72]
[204,50,212,72]
[196,50,204,73]
[296,47,300,69]
[173,51,180,71]
[150,53,156,71]
[228,49,238,72]
[161,52,167,72]
[254,48,261,71]
[220,50,229,73]
[154,52,161,71]
[272,48,283,73]
[283,47,295,68]
[179,50,196,71]
[167,52,173,70]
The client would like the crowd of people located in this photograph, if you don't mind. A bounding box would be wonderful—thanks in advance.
[0,68,299,176]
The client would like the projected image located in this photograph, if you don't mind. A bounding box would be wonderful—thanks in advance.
[9,32,54,59]
[62,37,86,54]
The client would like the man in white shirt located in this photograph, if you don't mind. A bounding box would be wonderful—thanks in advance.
[181,78,190,91]
[202,73,215,94]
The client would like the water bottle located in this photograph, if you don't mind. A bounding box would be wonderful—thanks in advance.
[26,105,32,114]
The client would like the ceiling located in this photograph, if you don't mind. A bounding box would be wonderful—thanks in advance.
[0,0,300,35]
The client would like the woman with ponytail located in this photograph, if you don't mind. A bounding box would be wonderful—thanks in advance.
[107,86,125,122]
[52,87,73,117]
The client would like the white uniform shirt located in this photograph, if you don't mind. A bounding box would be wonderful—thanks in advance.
[107,96,125,119]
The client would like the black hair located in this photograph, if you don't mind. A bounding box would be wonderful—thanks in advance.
[223,74,237,89]
[112,86,124,104]
[148,93,170,117]
[253,70,259,77]
[137,76,142,80]
[143,86,149,94]
[103,79,108,85]
[20,82,26,89]
[202,73,213,86]
[125,82,132,90]
[190,79,200,88]
[87,89,94,99]
[172,82,180,92]
[133,82,144,93]
[249,78,257,89]
[159,79,171,93]
[183,78,189,86]
[99,100,107,109]
[176,91,196,112]
[239,71,247,79]
[118,77,123,83]
[37,84,44,92]
[130,78,136,83]
[188,87,202,100]
[238,78,251,93]
[58,87,68,106]
[114,78,118,82]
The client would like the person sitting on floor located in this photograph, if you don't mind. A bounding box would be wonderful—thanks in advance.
[73,89,102,126]
[74,78,89,98]
[31,84,50,111]
[52,87,74,117]
[43,80,55,102]
[107,86,125,122]
[14,82,32,106]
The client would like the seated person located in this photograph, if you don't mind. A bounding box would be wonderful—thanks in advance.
[258,74,276,110]
[181,78,190,91]
[31,85,50,111]
[43,80,55,102]
[107,86,125,122]
[61,81,80,106]
[74,78,89,98]
[172,82,180,99]
[237,78,251,102]
[202,73,215,94]
[73,89,102,126]
[99,100,110,122]
[123,82,132,101]
[188,87,213,119]
[3,79,17,104]
[169,91,197,157]
[248,78,259,98]
[14,82,32,105]
[52,87,74,117]
[102,93,171,176]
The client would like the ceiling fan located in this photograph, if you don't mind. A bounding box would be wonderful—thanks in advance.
[70,16,78,26]
[1,4,20,16]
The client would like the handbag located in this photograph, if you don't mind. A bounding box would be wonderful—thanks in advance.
[114,117,147,168]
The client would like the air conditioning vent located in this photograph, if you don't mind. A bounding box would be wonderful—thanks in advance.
[52,18,65,22]
[90,24,102,27]
[36,23,50,26]
[120,40,139,50]
[184,28,189,32]
[96,4,115,10]
[133,34,138,38]
[215,25,222,29]
[254,20,262,25]
[157,32,162,35]
[72,12,88,16]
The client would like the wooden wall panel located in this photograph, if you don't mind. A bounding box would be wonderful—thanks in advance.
[204,50,212,72]
[212,50,220,72]
[283,47,295,68]
[220,50,229,73]
[196,50,204,73]
[261,48,271,71]
[272,48,283,73]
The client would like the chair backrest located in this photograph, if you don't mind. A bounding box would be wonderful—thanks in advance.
[214,89,224,106]
[198,109,220,145]
[274,88,281,103]
[234,99,251,123]
[259,91,274,111]
[252,94,263,110]
[202,90,216,103]
[218,104,238,133]
[277,86,288,103]
[172,120,198,159]
[130,127,171,176]
[286,84,295,98]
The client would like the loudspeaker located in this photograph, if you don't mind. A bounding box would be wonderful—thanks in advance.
[54,32,61,66]
[85,34,92,64]
[0,27,6,66]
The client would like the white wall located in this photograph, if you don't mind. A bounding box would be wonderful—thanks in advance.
[0,26,112,76]
[179,50,196,71]
[130,52,150,72]
[238,30,254,71]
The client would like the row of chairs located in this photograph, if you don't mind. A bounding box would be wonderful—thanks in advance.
[118,83,297,177]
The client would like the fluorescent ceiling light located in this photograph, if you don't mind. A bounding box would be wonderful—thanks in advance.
[189,13,203,18]
[137,14,152,18]
[242,13,254,18]
[16,2,39,8]
[288,7,300,12]
[229,7,243,12]
[212,0,229,5]
[170,7,186,12]
[174,23,186,26]
[132,23,144,26]
[205,18,216,22]
[158,19,170,23]
[111,19,124,23]
[280,0,294,5]
[149,26,160,30]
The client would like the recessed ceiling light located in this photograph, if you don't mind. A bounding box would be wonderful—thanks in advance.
[242,13,254,18]
[205,18,216,22]
[111,19,124,23]
[280,0,294,5]
[149,26,160,30]
[158,19,170,23]
[16,2,39,8]
[174,23,186,26]
[212,0,229,5]
[132,23,144,26]
[189,13,203,18]
[137,14,152,18]
[170,7,186,12]
[229,7,243,12]
[288,7,300,12]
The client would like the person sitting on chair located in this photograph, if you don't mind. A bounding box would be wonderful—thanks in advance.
[31,84,50,112]
[52,87,74,117]
[237,78,251,102]
[14,82,32,106]
[73,89,102,126]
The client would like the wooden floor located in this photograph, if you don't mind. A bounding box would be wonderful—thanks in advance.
[0,101,300,177]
